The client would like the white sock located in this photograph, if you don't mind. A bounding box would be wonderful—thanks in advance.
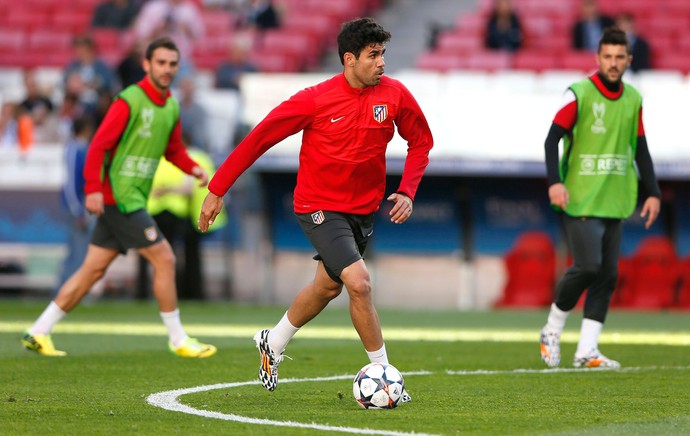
[366,344,388,364]
[575,318,603,358]
[268,312,299,354]
[545,303,569,333]
[30,301,67,335]
[160,309,188,347]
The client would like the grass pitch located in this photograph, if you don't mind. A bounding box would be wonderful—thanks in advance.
[1,300,689,435]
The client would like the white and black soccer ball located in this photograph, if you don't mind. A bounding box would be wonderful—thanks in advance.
[352,362,405,409]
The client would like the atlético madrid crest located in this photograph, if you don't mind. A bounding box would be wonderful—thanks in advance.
[373,105,387,123]
[311,210,325,224]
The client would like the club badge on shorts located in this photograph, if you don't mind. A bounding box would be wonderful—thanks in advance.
[311,210,325,224]
[373,105,387,123]
[144,226,158,241]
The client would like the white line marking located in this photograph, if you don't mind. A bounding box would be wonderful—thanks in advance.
[147,366,690,434]
[147,372,435,436]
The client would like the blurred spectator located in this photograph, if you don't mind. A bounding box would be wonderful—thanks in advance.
[215,36,257,90]
[116,41,146,89]
[57,90,87,143]
[0,102,33,154]
[91,0,140,30]
[616,13,650,72]
[573,0,614,51]
[20,70,60,143]
[236,0,280,32]
[176,77,208,150]
[94,88,115,127]
[133,0,204,82]
[484,0,523,52]
[54,115,99,296]
[63,35,116,111]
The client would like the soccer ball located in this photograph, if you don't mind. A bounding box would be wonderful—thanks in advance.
[352,362,405,409]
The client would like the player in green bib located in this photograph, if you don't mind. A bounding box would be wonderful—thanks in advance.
[539,28,661,369]
[21,38,217,358]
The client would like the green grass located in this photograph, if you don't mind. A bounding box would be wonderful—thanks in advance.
[1,300,689,435]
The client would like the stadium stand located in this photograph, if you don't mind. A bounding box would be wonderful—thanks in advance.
[416,0,690,74]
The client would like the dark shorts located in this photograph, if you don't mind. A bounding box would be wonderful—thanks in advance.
[296,210,374,283]
[91,206,163,254]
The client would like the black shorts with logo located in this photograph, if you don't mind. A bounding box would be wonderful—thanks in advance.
[91,206,163,254]
[296,210,374,283]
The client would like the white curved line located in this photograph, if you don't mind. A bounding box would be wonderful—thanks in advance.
[147,372,436,436]
[147,366,690,434]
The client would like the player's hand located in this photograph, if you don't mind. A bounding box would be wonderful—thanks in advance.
[198,192,224,232]
[640,196,661,229]
[85,192,105,216]
[387,192,413,224]
[548,183,569,210]
[192,166,209,187]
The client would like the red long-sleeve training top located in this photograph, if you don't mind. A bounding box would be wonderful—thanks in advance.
[209,73,434,215]
[83,77,197,206]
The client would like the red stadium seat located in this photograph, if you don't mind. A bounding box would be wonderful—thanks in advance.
[653,53,690,73]
[436,31,484,53]
[496,231,556,308]
[560,50,597,71]
[250,50,301,73]
[28,30,73,52]
[6,9,51,31]
[465,51,512,71]
[51,11,91,34]
[512,50,559,71]
[617,236,681,309]
[0,29,27,53]
[259,29,317,70]
[415,51,465,72]
[454,13,487,37]
[201,10,234,36]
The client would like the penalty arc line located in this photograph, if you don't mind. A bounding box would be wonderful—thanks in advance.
[146,366,690,435]
[147,372,436,436]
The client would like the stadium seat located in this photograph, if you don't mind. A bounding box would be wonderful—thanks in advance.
[512,50,559,71]
[28,30,73,52]
[0,29,27,53]
[201,9,234,36]
[653,54,690,74]
[415,51,464,72]
[259,29,317,70]
[560,50,598,72]
[466,51,512,71]
[496,231,556,308]
[617,236,681,309]
[250,50,301,73]
[51,11,91,33]
[454,13,487,36]
[6,9,51,31]
[436,31,484,54]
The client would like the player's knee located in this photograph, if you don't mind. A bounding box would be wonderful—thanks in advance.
[575,262,601,280]
[346,276,372,300]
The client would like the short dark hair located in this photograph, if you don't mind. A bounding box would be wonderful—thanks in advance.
[145,37,180,61]
[337,17,391,66]
[598,27,629,53]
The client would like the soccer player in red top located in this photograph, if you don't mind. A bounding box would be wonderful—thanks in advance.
[199,17,433,396]
[21,38,216,358]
